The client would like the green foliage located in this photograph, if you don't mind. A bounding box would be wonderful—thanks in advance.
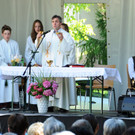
[64,3,107,67]
[77,3,107,67]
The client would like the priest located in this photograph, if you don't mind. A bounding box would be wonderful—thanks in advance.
[36,15,76,111]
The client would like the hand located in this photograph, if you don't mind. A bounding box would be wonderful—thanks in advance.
[36,31,42,39]
[33,63,40,67]
[56,32,63,41]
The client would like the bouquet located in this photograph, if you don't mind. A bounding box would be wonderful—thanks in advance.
[11,55,22,66]
[27,76,58,99]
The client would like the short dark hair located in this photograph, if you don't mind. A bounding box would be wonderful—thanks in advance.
[82,114,98,133]
[8,113,29,135]
[52,15,62,23]
[1,25,12,33]
[70,126,93,135]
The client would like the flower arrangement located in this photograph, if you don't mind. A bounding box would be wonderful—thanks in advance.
[27,76,58,99]
[11,55,22,66]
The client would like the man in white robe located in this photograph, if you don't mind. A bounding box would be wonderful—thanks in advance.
[0,25,20,105]
[37,15,77,111]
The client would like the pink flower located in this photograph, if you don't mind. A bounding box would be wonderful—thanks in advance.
[43,89,53,96]
[53,89,57,94]
[52,83,58,90]
[37,88,43,92]
[33,82,38,85]
[34,86,38,90]
[31,91,37,95]
[30,82,38,86]
[27,86,31,93]
[35,95,42,99]
[43,81,51,88]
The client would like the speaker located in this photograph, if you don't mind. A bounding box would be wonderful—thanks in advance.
[117,95,126,113]
[122,97,135,112]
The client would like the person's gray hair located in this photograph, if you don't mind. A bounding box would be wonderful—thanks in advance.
[103,118,126,135]
[52,131,75,135]
[43,116,65,135]
[3,132,17,135]
[72,119,94,135]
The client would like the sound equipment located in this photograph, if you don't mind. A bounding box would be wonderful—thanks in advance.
[117,95,135,113]
[122,97,135,112]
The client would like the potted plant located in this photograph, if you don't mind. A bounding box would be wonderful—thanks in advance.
[27,76,58,113]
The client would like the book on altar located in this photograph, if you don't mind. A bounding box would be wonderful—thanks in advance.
[64,64,85,67]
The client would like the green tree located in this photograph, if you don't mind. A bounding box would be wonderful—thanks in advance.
[64,3,107,67]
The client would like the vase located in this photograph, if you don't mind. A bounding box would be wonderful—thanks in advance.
[37,96,48,113]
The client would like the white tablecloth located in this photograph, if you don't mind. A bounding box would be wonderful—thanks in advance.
[0,66,122,83]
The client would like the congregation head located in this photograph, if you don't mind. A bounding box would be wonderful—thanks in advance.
[43,116,65,135]
[8,113,29,135]
[27,122,44,135]
[82,113,99,135]
[71,119,94,135]
[103,118,126,135]
[52,131,75,135]
[123,126,135,135]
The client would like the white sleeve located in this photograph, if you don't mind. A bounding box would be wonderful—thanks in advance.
[25,37,36,65]
[0,45,7,66]
[15,42,20,55]
[60,34,74,55]
[128,57,135,79]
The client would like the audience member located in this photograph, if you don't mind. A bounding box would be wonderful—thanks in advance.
[3,133,17,135]
[83,114,99,135]
[103,118,126,135]
[8,113,29,135]
[123,126,135,135]
[27,122,44,135]
[43,116,65,135]
[52,131,75,135]
[71,119,94,135]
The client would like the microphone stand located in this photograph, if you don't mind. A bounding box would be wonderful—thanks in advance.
[13,33,46,112]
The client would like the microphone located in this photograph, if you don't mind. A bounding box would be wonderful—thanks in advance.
[41,30,50,35]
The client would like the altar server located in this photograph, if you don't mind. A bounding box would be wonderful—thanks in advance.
[128,56,135,79]
[25,20,44,105]
[0,25,20,105]
[25,19,44,66]
[37,15,76,111]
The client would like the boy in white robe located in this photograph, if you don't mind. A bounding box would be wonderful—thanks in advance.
[0,25,20,107]
[37,15,77,111]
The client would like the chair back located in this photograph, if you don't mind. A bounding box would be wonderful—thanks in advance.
[93,65,116,88]
[127,64,131,89]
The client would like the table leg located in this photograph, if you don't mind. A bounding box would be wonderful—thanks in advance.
[11,78,14,111]
[101,76,104,114]
[89,77,92,113]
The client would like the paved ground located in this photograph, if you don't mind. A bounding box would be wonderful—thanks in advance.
[70,96,109,110]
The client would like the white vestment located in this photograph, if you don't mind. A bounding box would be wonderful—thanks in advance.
[25,36,42,65]
[25,36,43,104]
[41,28,77,110]
[0,39,20,103]
[128,57,135,79]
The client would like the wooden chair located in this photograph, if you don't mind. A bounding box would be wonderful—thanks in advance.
[126,64,135,95]
[85,65,116,111]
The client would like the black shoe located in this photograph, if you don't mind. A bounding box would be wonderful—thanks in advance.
[48,107,54,112]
